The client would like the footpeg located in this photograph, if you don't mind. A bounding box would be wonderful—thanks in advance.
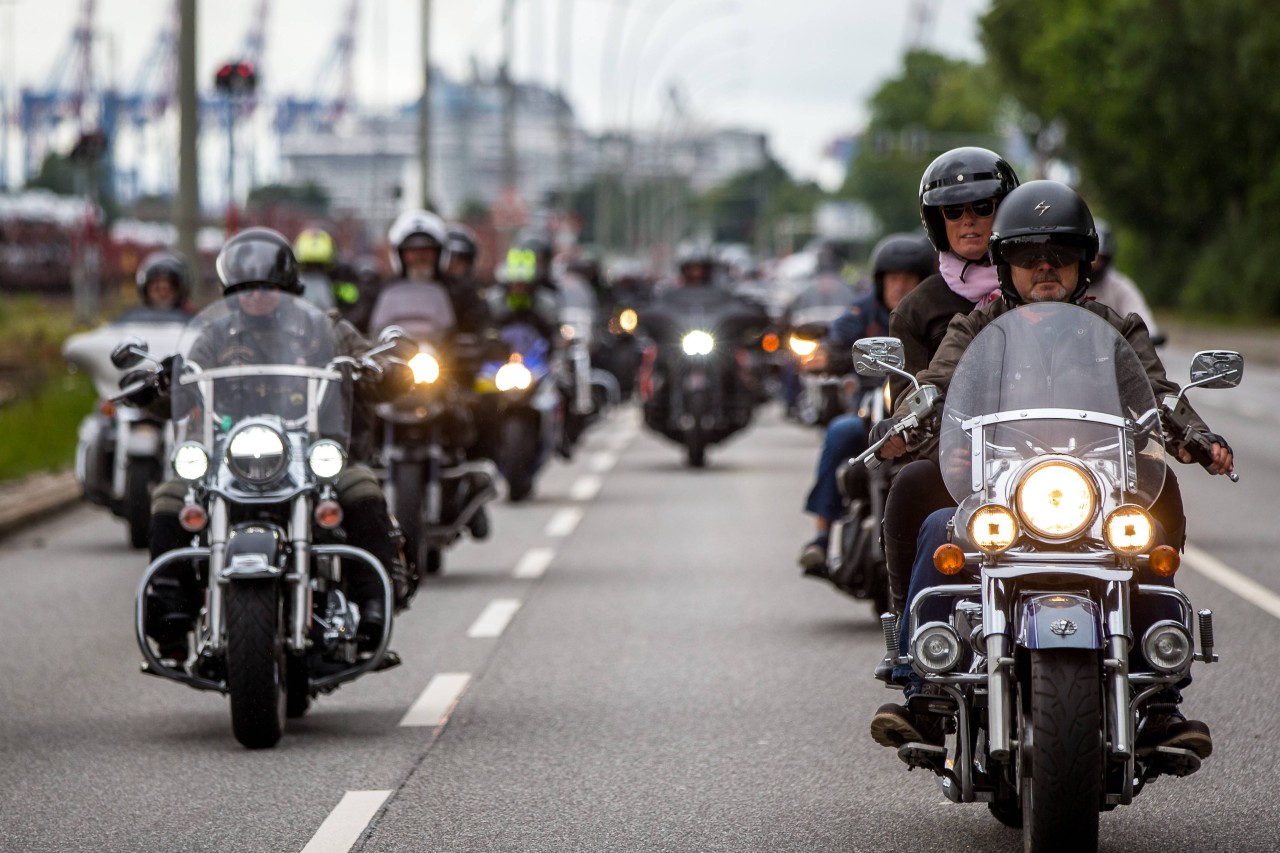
[897,742,947,772]
[1150,745,1201,777]
[372,650,402,672]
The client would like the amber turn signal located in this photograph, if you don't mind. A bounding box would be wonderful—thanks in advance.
[178,503,208,532]
[314,500,344,530]
[1148,545,1180,577]
[934,543,966,575]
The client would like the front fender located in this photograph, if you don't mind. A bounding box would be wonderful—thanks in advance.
[221,524,288,578]
[1017,593,1103,650]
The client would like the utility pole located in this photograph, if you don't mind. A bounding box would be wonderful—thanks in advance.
[418,0,431,209]
[501,0,517,192]
[175,0,203,301]
[557,0,574,221]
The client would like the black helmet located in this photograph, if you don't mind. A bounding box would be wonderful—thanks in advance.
[441,224,478,277]
[1094,218,1117,259]
[135,249,192,307]
[215,227,302,296]
[918,147,1020,253]
[869,232,935,301]
[988,180,1098,305]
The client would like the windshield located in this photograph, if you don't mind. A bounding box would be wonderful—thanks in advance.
[940,302,1165,508]
[171,292,352,448]
[366,280,457,344]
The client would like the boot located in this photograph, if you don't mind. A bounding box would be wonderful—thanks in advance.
[882,531,917,617]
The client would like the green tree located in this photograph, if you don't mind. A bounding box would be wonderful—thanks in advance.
[839,50,1006,235]
[699,157,825,251]
[980,0,1280,315]
[247,182,331,215]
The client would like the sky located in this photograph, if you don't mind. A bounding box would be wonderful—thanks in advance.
[0,0,992,189]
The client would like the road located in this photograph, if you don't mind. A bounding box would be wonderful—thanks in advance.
[2,373,1280,851]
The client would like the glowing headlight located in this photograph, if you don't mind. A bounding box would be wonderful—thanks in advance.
[1105,505,1155,555]
[409,351,440,384]
[969,504,1019,553]
[681,330,715,356]
[911,622,963,674]
[560,323,576,341]
[307,440,345,480]
[1015,460,1097,540]
[788,335,819,357]
[227,425,288,485]
[1141,621,1194,674]
[172,442,209,481]
[619,309,638,333]
[495,360,534,392]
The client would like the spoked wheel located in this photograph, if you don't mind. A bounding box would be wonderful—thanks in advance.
[1021,649,1102,852]
[225,581,287,749]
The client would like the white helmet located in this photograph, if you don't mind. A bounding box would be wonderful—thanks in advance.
[388,209,447,277]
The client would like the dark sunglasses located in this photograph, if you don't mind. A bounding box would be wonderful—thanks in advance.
[999,236,1090,269]
[940,198,997,220]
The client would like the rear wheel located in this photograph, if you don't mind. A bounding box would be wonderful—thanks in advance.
[124,459,159,549]
[500,417,538,502]
[1022,649,1102,852]
[225,581,286,749]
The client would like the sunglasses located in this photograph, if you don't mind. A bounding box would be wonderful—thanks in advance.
[999,236,1090,269]
[940,198,997,220]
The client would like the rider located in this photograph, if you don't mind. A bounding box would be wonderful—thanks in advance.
[869,182,1230,760]
[142,228,413,663]
[439,223,499,339]
[879,147,1021,615]
[1089,218,1162,343]
[130,250,194,316]
[796,232,935,575]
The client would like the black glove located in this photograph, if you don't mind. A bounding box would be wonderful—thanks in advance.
[117,369,159,407]
[1202,432,1231,456]
[868,417,901,447]
[377,359,415,399]
[157,354,179,393]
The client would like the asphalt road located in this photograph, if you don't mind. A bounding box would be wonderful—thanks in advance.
[2,381,1280,852]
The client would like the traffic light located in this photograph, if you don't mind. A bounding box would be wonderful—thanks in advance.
[215,61,257,96]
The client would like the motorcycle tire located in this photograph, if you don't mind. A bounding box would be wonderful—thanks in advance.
[685,428,706,468]
[1022,649,1102,852]
[124,459,159,549]
[500,418,538,502]
[424,547,443,576]
[225,580,287,749]
[285,654,310,719]
[392,462,426,574]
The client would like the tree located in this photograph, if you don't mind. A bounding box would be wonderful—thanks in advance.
[699,157,825,251]
[980,0,1280,315]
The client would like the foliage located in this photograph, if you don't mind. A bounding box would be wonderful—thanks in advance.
[247,182,331,215]
[979,0,1280,315]
[698,157,826,250]
[838,50,1007,235]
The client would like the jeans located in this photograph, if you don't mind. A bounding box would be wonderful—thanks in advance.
[891,506,1182,685]
[803,413,868,523]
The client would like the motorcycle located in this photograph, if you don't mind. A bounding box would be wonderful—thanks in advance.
[476,321,562,502]
[787,321,856,427]
[63,308,186,547]
[853,303,1239,851]
[558,278,620,450]
[126,293,400,749]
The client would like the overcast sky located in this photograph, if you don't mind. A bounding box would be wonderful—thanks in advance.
[2,0,991,186]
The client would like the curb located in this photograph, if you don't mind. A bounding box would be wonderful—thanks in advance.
[0,470,83,539]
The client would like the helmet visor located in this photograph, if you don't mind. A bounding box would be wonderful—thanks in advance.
[998,235,1090,270]
[217,240,295,290]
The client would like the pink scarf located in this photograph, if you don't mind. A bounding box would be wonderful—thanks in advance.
[939,252,1001,308]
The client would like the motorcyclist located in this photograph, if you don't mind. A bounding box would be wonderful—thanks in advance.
[879,147,1021,616]
[140,228,413,663]
[869,182,1229,760]
[796,232,935,575]
[1090,218,1162,343]
[779,245,859,418]
[128,250,195,317]
[291,226,339,312]
[439,223,499,339]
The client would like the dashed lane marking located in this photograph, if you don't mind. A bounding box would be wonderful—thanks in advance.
[300,790,391,853]
[400,673,472,727]
[1183,545,1280,621]
[569,475,604,501]
[513,547,555,579]
[467,599,522,638]
[588,451,618,473]
[545,507,583,538]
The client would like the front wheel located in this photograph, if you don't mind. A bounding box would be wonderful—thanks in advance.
[1022,649,1102,852]
[685,426,706,468]
[124,459,159,549]
[500,417,538,502]
[392,461,425,573]
[225,581,287,749]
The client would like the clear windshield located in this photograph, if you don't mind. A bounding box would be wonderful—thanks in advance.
[366,280,457,344]
[940,302,1165,508]
[171,292,352,448]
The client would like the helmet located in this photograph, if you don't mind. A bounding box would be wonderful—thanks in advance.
[215,227,302,296]
[515,231,554,280]
[676,242,715,275]
[293,227,335,267]
[869,232,935,301]
[135,250,192,307]
[988,180,1098,305]
[441,224,478,277]
[918,147,1020,253]
[1094,218,1117,259]
[388,209,447,276]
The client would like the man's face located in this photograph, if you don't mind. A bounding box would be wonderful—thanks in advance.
[881,271,922,311]
[445,254,473,280]
[682,261,709,284]
[146,276,179,309]
[1010,257,1078,303]
[942,198,997,261]
[237,287,282,316]
[401,246,440,280]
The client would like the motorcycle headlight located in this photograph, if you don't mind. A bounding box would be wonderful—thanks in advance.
[619,309,639,332]
[408,351,440,384]
[1014,460,1097,541]
[495,360,533,392]
[307,440,345,480]
[969,504,1019,554]
[681,330,715,356]
[1141,620,1194,674]
[227,424,288,485]
[788,335,819,357]
[172,442,209,481]
[910,622,963,675]
[1104,505,1155,556]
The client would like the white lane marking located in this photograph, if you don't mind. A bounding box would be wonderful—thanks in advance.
[569,475,604,501]
[301,790,391,853]
[514,547,555,579]
[400,673,472,727]
[467,599,522,638]
[588,451,618,473]
[545,507,583,537]
[606,428,636,451]
[1183,545,1280,621]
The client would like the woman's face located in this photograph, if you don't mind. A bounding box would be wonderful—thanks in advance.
[943,199,998,261]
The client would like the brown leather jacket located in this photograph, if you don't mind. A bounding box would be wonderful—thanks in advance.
[887,272,975,406]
